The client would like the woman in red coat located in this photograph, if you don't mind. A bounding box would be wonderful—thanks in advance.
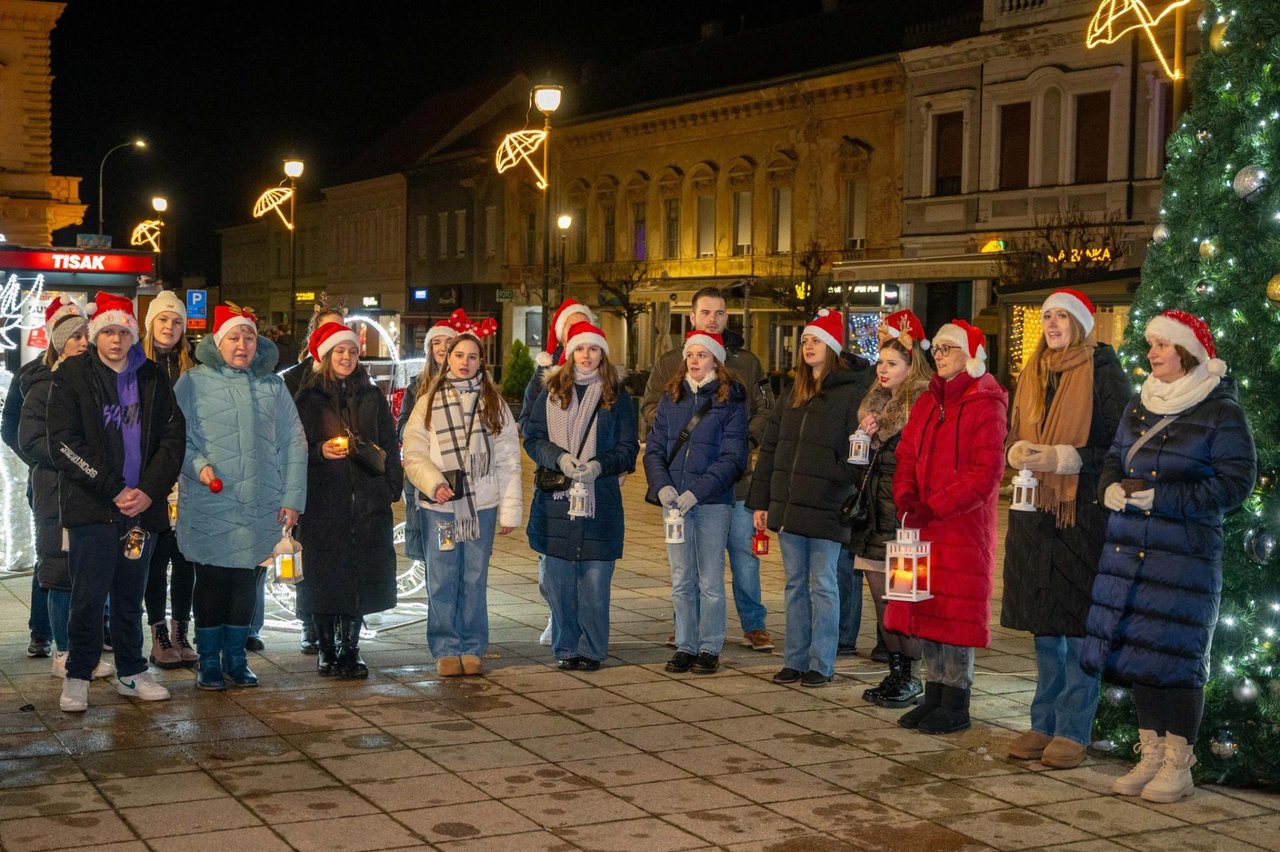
[887,319,1008,734]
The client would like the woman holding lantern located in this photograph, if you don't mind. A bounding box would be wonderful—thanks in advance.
[403,321,521,679]
[294,322,403,678]
[888,319,1007,734]
[848,309,934,708]
[524,321,638,672]
[174,305,308,691]
[643,330,749,676]
[1002,290,1128,768]
[1082,310,1254,803]
[747,309,863,687]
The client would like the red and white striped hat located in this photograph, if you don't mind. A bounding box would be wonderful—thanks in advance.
[933,318,988,377]
[308,321,359,370]
[682,330,726,363]
[1041,288,1096,337]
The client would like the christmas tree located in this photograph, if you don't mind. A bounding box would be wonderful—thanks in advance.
[1091,2,1280,787]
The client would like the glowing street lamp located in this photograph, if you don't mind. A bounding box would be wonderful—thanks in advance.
[98,138,147,237]
[253,159,305,334]
[557,213,572,302]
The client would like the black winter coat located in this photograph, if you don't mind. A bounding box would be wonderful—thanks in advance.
[847,431,903,563]
[16,363,69,590]
[46,348,185,532]
[1001,344,1129,636]
[294,368,403,616]
[2,357,39,469]
[746,365,864,544]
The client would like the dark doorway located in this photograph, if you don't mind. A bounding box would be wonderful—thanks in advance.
[921,281,973,336]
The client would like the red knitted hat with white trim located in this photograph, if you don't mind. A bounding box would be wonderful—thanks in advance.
[802,309,844,355]
[1145,309,1227,377]
[212,304,257,346]
[308,321,359,370]
[683,330,726,363]
[44,295,86,336]
[878,309,929,351]
[538,299,598,367]
[1041,288,1096,337]
[933,318,987,377]
[86,291,138,344]
[559,320,608,365]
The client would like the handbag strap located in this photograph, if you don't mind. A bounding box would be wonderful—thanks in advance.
[575,403,602,459]
[667,399,715,467]
[1124,413,1178,469]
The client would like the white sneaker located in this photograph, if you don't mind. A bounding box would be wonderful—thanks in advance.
[539,615,553,646]
[52,651,68,679]
[111,671,170,702]
[60,677,89,712]
[93,658,115,679]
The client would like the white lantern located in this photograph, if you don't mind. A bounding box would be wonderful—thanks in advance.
[272,524,303,584]
[1010,469,1039,512]
[567,480,589,519]
[664,508,686,544]
[436,519,456,552]
[847,429,872,465]
[884,525,932,602]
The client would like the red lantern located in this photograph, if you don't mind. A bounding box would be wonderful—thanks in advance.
[752,530,770,556]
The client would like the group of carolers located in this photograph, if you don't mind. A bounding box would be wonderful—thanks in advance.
[2,284,1253,805]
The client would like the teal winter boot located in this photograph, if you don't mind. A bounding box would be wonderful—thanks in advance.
[195,626,226,691]
[221,625,259,687]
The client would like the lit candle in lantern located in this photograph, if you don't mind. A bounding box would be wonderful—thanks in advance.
[333,436,349,454]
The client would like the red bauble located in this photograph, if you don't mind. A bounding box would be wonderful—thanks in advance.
[209,478,224,493]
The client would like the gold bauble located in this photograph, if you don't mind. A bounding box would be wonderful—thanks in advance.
[1199,238,1220,259]
[1210,21,1230,54]
[1267,272,1280,303]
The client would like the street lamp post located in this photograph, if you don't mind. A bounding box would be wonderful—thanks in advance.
[283,159,305,335]
[533,84,562,345]
[557,213,572,305]
[98,139,146,237]
[151,196,167,282]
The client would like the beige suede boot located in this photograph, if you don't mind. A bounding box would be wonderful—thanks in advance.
[1140,733,1197,803]
[1111,729,1165,796]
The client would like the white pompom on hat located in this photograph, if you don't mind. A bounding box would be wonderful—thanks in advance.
[932,318,988,377]
[802,308,844,355]
[537,299,598,367]
[1145,309,1227,377]
[1041,288,1096,337]
[143,290,187,335]
[682,330,726,363]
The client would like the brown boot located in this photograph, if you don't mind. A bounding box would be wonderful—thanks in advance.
[172,620,198,666]
[1008,730,1054,760]
[1040,736,1087,769]
[461,654,483,676]
[149,622,184,669]
[436,656,463,677]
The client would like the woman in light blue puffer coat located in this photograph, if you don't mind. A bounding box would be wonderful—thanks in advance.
[174,306,307,691]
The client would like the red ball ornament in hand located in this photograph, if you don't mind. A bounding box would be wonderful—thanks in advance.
[209,478,224,493]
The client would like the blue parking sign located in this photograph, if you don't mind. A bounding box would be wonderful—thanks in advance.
[186,289,207,320]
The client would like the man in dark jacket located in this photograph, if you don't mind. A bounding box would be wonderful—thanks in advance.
[47,292,185,712]
[640,287,775,650]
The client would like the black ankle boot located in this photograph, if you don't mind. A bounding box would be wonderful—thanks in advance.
[876,656,924,708]
[917,684,971,734]
[316,616,338,677]
[335,616,368,679]
[862,652,904,704]
[898,681,942,729]
[299,618,319,655]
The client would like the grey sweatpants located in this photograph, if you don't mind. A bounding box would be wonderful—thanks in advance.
[922,640,974,689]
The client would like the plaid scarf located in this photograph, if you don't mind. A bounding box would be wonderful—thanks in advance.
[429,374,492,541]
[547,367,602,518]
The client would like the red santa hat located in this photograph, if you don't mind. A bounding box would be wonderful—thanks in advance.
[1145,309,1227,377]
[211,303,257,346]
[682,330,726,363]
[308,321,360,370]
[878,309,929,351]
[44,295,86,336]
[538,299,598,367]
[802,308,844,356]
[86,291,138,344]
[932,318,988,377]
[1041,288,1096,337]
[559,320,608,365]
[424,317,459,347]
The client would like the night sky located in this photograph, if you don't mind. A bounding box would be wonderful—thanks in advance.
[48,0,826,283]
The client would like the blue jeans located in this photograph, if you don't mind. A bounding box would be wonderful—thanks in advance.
[1031,634,1101,746]
[541,557,613,662]
[726,500,767,633]
[66,521,155,681]
[778,532,841,677]
[667,503,730,656]
[47,589,71,651]
[425,507,496,657]
[29,572,51,641]
[836,549,862,650]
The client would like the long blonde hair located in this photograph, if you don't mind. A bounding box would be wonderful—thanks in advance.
[142,317,195,374]
[1020,314,1089,425]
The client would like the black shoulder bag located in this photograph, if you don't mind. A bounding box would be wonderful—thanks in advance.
[534,403,602,492]
[839,446,882,527]
[645,399,715,506]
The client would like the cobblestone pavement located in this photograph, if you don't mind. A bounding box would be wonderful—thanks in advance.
[1,467,1276,851]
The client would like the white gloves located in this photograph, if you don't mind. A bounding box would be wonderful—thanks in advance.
[675,491,698,515]
[1047,445,1083,475]
[1008,441,1082,475]
[1103,482,1127,512]
[558,454,582,478]
[578,461,602,483]
[658,485,679,508]
[1007,440,1039,469]
[1127,488,1154,510]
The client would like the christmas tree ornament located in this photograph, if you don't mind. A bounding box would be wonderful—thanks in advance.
[1266,273,1280,303]
[1210,729,1240,758]
[1091,739,1117,753]
[1209,20,1230,53]
[208,478,223,493]
[1234,677,1260,703]
[1258,470,1276,492]
[1196,9,1210,31]
[1233,165,1268,202]
[1195,280,1212,296]
[1104,685,1129,706]
[1199,238,1221,259]
[1152,223,1170,244]
[1244,526,1276,564]
[1196,128,1212,143]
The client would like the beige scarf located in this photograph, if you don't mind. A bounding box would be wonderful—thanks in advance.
[1010,344,1095,527]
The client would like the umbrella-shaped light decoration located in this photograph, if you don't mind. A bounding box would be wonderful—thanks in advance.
[130,219,164,252]
[1086,0,1192,80]
[495,129,549,189]
[253,186,296,230]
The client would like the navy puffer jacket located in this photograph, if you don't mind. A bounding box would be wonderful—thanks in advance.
[643,378,748,506]
[1081,379,1255,688]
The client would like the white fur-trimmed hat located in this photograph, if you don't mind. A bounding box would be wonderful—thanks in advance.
[560,320,608,365]
[933,319,988,377]
[802,309,844,355]
[1146,309,1227,377]
[308,321,359,370]
[1041,288,1096,337]
[537,299,598,367]
[87,291,138,344]
[683,330,726,363]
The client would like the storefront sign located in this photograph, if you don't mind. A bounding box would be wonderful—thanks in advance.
[1046,246,1113,264]
[496,288,514,302]
[0,249,154,275]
